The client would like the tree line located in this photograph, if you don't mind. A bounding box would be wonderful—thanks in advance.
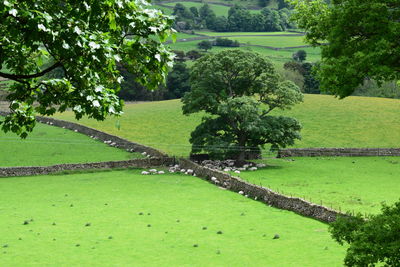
[173,3,296,32]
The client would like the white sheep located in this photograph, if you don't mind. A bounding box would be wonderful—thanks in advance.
[238,191,244,195]
[141,171,150,175]
[211,177,217,182]
[234,170,241,174]
[158,171,165,174]
[149,169,157,173]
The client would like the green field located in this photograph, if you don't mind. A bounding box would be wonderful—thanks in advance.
[236,157,400,215]
[0,121,140,167]
[52,95,400,157]
[167,40,321,63]
[196,31,303,36]
[0,169,345,266]
[227,35,307,47]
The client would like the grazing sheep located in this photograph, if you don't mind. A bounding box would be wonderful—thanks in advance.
[234,170,241,174]
[186,169,194,174]
[141,171,150,175]
[248,167,258,171]
[211,177,217,182]
[238,191,244,195]
[149,169,157,173]
[158,171,165,174]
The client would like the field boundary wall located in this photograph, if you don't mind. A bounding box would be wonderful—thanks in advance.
[0,158,175,177]
[278,147,400,157]
[178,158,345,223]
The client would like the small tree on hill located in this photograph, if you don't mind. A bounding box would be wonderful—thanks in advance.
[292,50,307,62]
[197,40,212,51]
[182,50,303,161]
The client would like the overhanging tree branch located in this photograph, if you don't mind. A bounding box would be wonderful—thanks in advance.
[0,62,62,81]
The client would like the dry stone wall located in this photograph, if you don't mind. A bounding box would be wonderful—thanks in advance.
[278,147,400,157]
[178,158,344,223]
[0,158,175,177]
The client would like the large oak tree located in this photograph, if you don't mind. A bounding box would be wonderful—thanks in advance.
[182,50,303,161]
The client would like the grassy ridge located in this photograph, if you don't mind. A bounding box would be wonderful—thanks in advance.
[237,157,400,214]
[0,121,139,167]
[52,95,400,157]
[0,169,344,266]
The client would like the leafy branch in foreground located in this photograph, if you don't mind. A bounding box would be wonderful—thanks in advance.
[329,201,400,266]
[0,0,175,137]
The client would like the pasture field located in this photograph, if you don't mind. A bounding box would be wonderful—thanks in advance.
[195,31,302,36]
[237,157,400,215]
[53,95,400,157]
[0,120,139,167]
[0,169,345,266]
[167,40,321,63]
[227,35,307,47]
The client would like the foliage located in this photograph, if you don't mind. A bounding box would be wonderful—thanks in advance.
[170,3,295,32]
[118,61,190,101]
[182,50,303,160]
[197,40,213,51]
[353,80,400,99]
[329,201,400,266]
[117,64,166,101]
[290,0,400,98]
[292,49,307,62]
[284,61,320,94]
[166,62,191,99]
[0,0,174,137]
[186,50,203,60]
[214,38,240,47]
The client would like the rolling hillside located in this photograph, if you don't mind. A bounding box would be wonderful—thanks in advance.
[52,94,400,157]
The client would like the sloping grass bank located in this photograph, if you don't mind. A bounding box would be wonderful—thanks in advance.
[0,121,139,167]
[52,95,400,157]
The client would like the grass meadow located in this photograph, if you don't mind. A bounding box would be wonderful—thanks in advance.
[195,31,302,36]
[236,157,400,215]
[167,41,321,64]
[0,121,140,167]
[53,95,400,157]
[0,169,345,266]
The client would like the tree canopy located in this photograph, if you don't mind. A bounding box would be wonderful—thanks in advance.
[182,50,303,161]
[329,201,400,266]
[0,0,174,137]
[290,0,400,98]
